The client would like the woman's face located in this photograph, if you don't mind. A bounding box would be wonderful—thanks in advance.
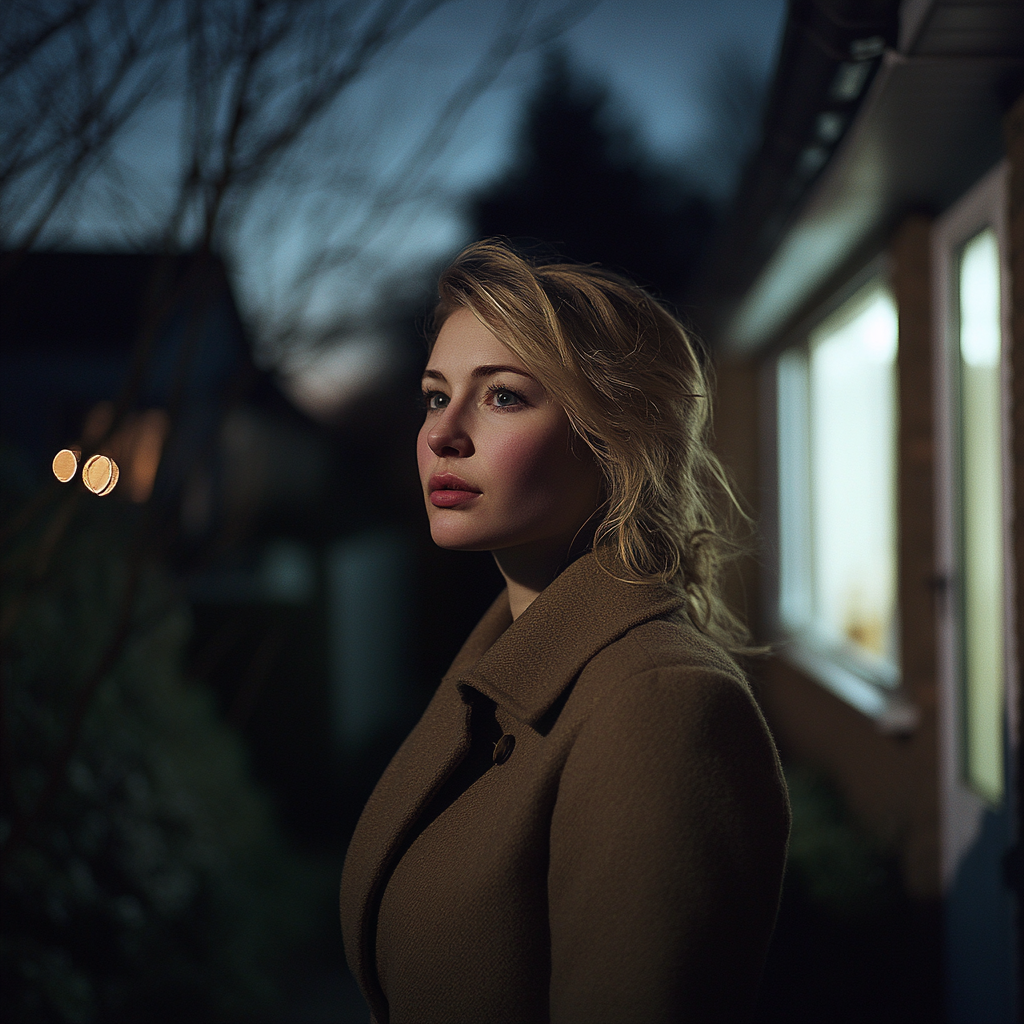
[417,308,602,556]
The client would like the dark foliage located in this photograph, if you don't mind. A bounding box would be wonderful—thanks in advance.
[0,491,324,1023]
[473,50,716,302]
[755,766,944,1023]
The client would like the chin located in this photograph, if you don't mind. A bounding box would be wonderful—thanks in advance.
[428,520,495,552]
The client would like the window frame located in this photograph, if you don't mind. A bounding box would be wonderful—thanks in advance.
[932,160,1018,887]
[763,255,918,731]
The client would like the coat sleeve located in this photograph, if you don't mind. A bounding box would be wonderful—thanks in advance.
[547,666,790,1024]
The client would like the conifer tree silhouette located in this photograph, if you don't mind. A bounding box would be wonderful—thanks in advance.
[473,51,715,301]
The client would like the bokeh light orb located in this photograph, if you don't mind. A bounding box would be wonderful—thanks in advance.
[52,448,80,483]
[82,454,119,496]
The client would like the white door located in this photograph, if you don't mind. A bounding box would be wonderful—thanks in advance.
[932,162,1019,1024]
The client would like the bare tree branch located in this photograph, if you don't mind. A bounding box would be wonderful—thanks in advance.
[0,0,174,257]
[0,0,599,862]
[264,0,601,355]
[0,0,98,82]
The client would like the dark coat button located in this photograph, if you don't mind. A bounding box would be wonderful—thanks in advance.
[492,734,515,765]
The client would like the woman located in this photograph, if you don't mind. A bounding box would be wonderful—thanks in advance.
[340,240,790,1024]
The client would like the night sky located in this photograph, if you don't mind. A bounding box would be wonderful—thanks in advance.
[12,0,788,411]
[274,0,788,410]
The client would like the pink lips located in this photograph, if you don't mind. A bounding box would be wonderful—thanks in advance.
[428,472,481,508]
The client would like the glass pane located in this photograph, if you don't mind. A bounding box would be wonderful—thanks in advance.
[959,227,1004,805]
[808,285,898,668]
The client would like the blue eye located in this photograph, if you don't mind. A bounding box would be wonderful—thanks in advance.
[489,386,524,409]
[422,391,448,410]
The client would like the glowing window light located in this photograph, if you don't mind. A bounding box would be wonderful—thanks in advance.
[806,283,899,668]
[125,409,170,503]
[958,227,1004,805]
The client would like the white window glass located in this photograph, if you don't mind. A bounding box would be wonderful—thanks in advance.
[958,227,1004,805]
[808,286,899,666]
[777,280,899,683]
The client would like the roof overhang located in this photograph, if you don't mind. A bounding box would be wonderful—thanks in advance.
[715,0,1023,354]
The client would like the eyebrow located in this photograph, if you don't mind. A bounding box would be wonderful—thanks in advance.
[421,364,536,384]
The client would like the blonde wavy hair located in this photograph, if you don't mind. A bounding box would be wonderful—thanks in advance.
[429,239,752,654]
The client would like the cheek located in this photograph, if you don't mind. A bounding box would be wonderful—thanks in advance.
[487,425,570,496]
[416,424,432,480]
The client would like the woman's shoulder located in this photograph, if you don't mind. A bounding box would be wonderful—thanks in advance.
[556,607,789,842]
[581,610,751,698]
[546,609,776,768]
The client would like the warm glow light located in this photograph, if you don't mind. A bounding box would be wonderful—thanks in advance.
[126,409,170,502]
[82,454,119,496]
[80,403,169,502]
[52,448,80,483]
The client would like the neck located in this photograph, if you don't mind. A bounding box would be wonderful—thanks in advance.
[493,527,595,620]
[493,549,562,620]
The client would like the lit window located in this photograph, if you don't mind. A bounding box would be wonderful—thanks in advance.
[778,280,899,687]
[957,227,1004,805]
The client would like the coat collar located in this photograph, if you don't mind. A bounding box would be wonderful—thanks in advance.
[452,551,685,727]
[341,551,685,1022]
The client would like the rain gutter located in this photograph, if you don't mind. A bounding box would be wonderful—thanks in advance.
[697,0,1024,354]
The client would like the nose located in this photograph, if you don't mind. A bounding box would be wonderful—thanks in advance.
[426,405,474,458]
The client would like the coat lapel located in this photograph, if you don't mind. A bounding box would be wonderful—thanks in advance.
[340,591,513,1021]
[460,552,684,727]
[341,554,684,1020]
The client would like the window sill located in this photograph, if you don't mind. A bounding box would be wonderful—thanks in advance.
[780,636,920,736]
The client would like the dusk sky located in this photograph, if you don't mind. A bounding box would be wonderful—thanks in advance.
[384,0,788,190]
[12,0,789,410]
[278,0,788,410]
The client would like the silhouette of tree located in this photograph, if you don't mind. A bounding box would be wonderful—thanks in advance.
[696,43,772,204]
[473,50,716,301]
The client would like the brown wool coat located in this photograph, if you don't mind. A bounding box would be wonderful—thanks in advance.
[340,553,791,1024]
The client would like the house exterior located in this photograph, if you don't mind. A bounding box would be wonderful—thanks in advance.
[698,1,1023,1020]
[0,251,251,508]
[0,249,342,542]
